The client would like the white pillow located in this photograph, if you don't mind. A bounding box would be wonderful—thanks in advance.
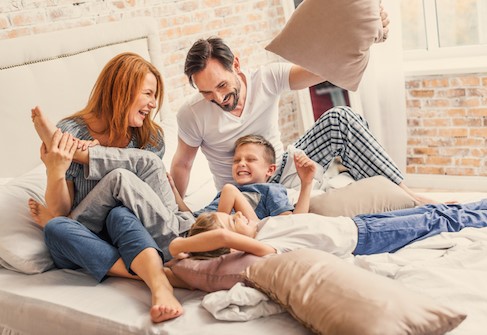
[0,165,54,274]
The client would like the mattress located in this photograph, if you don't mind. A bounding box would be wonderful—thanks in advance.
[0,268,309,335]
[1,192,486,335]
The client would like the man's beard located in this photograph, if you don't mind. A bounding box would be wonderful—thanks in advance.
[211,75,241,112]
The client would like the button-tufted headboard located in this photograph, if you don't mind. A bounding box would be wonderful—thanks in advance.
[0,18,166,178]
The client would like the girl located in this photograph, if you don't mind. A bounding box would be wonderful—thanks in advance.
[169,200,487,260]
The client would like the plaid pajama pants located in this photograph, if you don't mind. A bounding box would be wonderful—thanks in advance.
[270,106,404,185]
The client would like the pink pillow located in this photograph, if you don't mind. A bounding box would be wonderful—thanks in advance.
[266,0,384,91]
[169,252,262,292]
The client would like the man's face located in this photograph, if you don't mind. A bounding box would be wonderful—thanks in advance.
[192,58,241,112]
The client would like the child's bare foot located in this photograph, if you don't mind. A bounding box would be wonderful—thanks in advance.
[149,283,184,323]
[28,198,54,228]
[31,106,57,147]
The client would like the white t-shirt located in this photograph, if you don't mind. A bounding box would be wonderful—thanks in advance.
[256,214,358,257]
[177,63,292,190]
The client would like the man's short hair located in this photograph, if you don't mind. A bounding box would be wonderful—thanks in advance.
[234,135,276,164]
[184,36,234,88]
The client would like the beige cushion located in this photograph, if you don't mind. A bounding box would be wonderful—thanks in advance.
[309,176,418,217]
[244,249,466,335]
[170,252,262,292]
[266,0,384,91]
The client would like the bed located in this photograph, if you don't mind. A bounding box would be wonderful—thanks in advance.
[1,17,486,335]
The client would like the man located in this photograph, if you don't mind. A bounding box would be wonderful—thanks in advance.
[170,25,432,205]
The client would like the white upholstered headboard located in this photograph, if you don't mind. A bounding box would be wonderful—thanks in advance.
[0,18,166,178]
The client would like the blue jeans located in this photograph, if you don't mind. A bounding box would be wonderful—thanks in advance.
[353,199,487,255]
[44,206,164,282]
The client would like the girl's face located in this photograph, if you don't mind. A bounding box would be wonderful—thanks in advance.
[128,72,158,128]
[216,211,257,238]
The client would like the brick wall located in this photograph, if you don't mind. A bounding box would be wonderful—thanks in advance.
[405,73,487,177]
[3,1,483,178]
[0,0,300,147]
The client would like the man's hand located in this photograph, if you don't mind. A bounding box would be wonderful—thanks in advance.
[294,152,316,186]
[380,4,390,40]
[41,129,77,177]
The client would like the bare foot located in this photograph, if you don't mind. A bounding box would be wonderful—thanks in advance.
[31,106,57,147]
[399,182,440,205]
[28,198,54,228]
[149,284,184,322]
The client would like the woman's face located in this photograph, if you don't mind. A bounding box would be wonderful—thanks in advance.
[128,72,158,128]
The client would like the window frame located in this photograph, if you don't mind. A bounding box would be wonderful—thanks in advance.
[403,0,487,76]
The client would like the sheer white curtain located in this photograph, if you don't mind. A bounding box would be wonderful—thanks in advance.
[350,0,407,172]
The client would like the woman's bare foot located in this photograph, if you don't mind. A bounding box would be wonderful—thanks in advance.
[28,198,54,228]
[149,282,184,322]
[31,106,57,147]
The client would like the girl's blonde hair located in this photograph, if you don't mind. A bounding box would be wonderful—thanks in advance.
[67,52,163,148]
[188,212,231,259]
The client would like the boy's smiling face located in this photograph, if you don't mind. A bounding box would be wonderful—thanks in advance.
[232,143,276,185]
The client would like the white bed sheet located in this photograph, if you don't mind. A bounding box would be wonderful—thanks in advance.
[0,268,309,335]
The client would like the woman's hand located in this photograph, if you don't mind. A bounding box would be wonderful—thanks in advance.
[41,129,77,176]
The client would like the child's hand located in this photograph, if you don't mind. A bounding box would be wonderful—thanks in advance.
[77,138,99,151]
[294,152,316,185]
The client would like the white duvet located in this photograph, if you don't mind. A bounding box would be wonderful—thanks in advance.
[356,226,487,335]
[201,225,487,334]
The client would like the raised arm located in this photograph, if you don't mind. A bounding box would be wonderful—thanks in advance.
[170,137,198,198]
[292,152,316,214]
[217,184,260,221]
[169,229,275,257]
[288,65,326,91]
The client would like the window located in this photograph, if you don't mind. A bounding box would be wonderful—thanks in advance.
[401,0,487,75]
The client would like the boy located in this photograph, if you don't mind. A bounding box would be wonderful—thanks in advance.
[171,134,316,222]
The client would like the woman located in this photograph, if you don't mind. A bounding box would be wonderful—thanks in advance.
[29,52,188,322]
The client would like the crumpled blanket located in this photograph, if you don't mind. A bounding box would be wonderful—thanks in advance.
[201,283,284,321]
[280,145,353,192]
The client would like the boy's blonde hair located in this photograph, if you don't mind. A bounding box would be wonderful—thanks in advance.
[188,212,231,259]
[234,134,276,164]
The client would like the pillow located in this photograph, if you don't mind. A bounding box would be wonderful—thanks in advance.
[0,165,54,274]
[244,249,466,335]
[266,0,384,91]
[169,251,263,292]
[309,175,418,217]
